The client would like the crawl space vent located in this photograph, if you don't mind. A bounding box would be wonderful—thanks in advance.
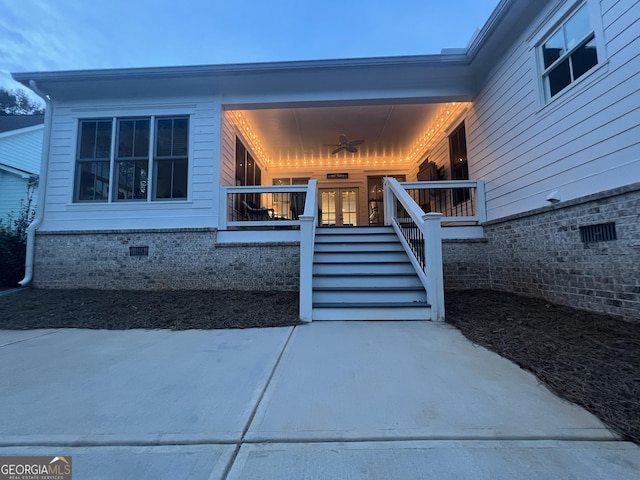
[579,222,616,243]
[129,246,149,257]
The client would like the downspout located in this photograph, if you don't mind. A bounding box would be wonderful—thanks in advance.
[19,80,52,287]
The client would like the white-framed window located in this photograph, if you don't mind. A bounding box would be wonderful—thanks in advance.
[115,118,150,200]
[74,115,189,202]
[539,2,599,100]
[75,119,112,201]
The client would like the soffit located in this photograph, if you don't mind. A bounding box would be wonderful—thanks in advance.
[234,101,463,169]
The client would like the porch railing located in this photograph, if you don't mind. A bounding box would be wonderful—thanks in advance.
[384,177,445,321]
[219,185,308,230]
[400,180,486,224]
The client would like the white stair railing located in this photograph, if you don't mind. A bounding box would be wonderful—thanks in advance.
[384,177,445,321]
[298,179,318,322]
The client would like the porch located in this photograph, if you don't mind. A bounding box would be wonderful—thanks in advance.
[218,178,486,322]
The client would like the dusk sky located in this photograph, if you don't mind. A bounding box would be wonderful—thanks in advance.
[1,0,498,96]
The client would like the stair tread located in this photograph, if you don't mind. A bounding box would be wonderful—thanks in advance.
[313,272,418,277]
[313,286,424,291]
[314,302,430,308]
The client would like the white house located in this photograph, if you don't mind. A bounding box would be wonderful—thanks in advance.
[0,115,43,222]
[12,0,640,321]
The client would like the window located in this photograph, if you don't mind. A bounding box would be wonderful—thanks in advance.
[235,137,261,187]
[540,3,598,99]
[449,123,468,181]
[154,117,188,199]
[73,115,189,202]
[115,118,149,200]
[76,119,112,201]
[449,122,469,204]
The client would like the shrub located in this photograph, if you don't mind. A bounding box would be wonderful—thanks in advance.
[0,183,36,287]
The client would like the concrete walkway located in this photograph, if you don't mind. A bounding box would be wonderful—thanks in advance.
[1,322,638,479]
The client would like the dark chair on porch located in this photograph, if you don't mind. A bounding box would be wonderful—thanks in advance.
[243,200,275,221]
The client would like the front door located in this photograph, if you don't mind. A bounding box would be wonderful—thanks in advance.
[319,188,358,226]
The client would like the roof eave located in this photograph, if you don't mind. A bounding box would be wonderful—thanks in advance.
[11,53,469,87]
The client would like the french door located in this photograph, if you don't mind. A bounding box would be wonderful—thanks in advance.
[319,188,358,227]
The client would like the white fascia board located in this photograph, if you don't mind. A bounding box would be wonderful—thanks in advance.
[0,124,44,139]
[0,162,38,177]
[11,53,467,86]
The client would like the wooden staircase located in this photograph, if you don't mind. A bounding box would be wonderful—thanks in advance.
[311,226,431,321]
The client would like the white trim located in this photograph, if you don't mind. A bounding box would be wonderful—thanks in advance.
[0,123,44,139]
[0,163,38,178]
[531,0,607,107]
[216,230,300,243]
[71,105,197,117]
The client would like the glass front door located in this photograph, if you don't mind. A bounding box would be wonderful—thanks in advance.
[320,188,358,226]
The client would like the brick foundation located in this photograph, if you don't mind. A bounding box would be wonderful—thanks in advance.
[33,228,300,291]
[442,239,490,290]
[31,184,639,320]
[474,184,639,321]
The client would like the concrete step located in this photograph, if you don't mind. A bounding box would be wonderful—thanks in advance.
[314,241,404,253]
[312,303,431,321]
[313,273,423,288]
[312,287,427,304]
[313,261,415,275]
[314,250,409,264]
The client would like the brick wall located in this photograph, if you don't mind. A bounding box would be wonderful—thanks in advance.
[483,184,640,321]
[33,229,300,291]
[442,239,490,290]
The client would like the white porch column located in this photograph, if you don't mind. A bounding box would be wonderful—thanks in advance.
[298,179,318,322]
[423,212,445,322]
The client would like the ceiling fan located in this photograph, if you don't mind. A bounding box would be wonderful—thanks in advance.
[324,134,365,155]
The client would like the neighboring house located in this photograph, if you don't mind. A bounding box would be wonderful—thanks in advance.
[0,115,44,222]
[12,0,640,321]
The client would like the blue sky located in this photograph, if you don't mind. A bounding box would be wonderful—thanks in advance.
[0,0,498,95]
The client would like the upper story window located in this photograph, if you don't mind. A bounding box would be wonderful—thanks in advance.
[74,116,189,202]
[540,3,598,99]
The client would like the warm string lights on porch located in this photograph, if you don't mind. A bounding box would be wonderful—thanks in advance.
[404,102,465,164]
[233,102,468,169]
[233,111,272,166]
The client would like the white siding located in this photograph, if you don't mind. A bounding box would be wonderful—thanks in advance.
[221,110,269,185]
[220,110,236,187]
[40,98,221,231]
[0,127,43,174]
[467,0,640,220]
[0,170,30,220]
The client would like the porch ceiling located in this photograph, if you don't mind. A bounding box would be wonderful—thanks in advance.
[234,102,460,170]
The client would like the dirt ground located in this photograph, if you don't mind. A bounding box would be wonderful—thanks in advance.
[0,289,301,330]
[0,287,638,444]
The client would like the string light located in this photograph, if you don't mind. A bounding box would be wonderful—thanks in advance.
[233,102,467,169]
[403,102,467,163]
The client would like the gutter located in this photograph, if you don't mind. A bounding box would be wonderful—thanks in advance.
[19,80,52,287]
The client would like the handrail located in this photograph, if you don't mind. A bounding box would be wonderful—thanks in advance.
[298,179,318,322]
[384,177,445,321]
[400,179,486,224]
[219,185,309,229]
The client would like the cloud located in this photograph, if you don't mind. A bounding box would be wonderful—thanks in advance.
[0,0,136,75]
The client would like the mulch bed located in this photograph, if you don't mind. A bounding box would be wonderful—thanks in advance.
[446,290,640,445]
[0,289,301,330]
[1,287,638,444]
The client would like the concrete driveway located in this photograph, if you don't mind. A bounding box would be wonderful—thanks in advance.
[1,322,638,479]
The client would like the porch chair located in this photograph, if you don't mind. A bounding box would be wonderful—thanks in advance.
[242,200,275,221]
